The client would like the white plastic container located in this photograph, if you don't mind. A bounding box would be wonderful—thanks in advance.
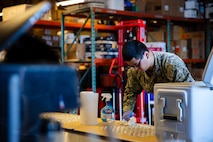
[106,0,124,10]
[154,82,213,142]
[154,47,213,142]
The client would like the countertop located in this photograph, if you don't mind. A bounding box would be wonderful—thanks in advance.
[41,112,158,142]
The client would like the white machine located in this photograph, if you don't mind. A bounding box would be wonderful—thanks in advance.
[154,48,213,142]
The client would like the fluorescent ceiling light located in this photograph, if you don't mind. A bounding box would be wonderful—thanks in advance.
[0,12,3,17]
[56,0,85,7]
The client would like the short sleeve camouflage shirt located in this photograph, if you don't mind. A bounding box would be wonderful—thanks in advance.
[123,52,195,112]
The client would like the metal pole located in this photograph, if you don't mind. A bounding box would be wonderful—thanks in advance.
[65,14,91,57]
[206,20,211,57]
[90,7,96,93]
[167,20,171,52]
[61,13,65,63]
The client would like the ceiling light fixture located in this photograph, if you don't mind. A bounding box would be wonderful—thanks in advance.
[56,0,85,7]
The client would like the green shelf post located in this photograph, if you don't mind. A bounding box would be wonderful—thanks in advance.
[206,20,211,57]
[61,13,65,63]
[65,14,91,57]
[167,20,171,52]
[90,7,96,93]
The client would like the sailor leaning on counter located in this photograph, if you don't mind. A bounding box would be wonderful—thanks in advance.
[121,40,195,121]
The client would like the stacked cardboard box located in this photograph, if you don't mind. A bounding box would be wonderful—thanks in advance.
[169,25,205,60]
[135,0,146,13]
[174,40,188,59]
[184,0,199,18]
[2,4,53,21]
[173,25,185,41]
[2,4,32,21]
[182,31,205,59]
[145,0,184,17]
[147,30,165,42]
[145,42,166,52]
[146,0,171,16]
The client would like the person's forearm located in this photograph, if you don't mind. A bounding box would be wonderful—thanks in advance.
[123,93,137,112]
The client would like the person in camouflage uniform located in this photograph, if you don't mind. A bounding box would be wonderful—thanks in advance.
[122,40,194,120]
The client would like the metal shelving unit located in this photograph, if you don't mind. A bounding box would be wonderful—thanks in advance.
[35,20,117,30]
[59,6,210,93]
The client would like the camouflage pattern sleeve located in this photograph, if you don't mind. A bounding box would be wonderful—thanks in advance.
[123,68,143,112]
[163,54,195,82]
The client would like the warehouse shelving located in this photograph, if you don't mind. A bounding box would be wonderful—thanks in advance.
[35,19,117,31]
[57,6,210,92]
[34,19,209,65]
[33,9,209,64]
[64,58,114,66]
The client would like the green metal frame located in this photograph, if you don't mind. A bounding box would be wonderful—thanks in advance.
[60,7,211,94]
[206,20,211,57]
[167,20,171,52]
[90,7,96,92]
[61,8,96,93]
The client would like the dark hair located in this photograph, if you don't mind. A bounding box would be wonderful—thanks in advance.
[3,33,60,64]
[122,40,148,61]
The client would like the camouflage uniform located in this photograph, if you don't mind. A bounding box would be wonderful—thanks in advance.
[123,51,195,112]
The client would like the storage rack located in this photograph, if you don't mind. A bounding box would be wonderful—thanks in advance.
[59,6,209,93]
[61,7,98,92]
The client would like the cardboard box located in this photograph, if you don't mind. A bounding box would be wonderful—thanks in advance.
[2,4,53,21]
[2,4,32,21]
[185,1,199,10]
[181,32,205,59]
[170,40,176,53]
[146,1,171,16]
[173,0,184,17]
[135,0,146,13]
[65,44,77,59]
[106,0,124,10]
[191,37,205,59]
[146,0,185,17]
[173,25,184,40]
[52,9,64,21]
[147,31,165,42]
[184,9,198,18]
[145,42,166,52]
[175,40,188,59]
[192,47,200,59]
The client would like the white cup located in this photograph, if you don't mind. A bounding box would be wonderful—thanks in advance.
[79,91,98,125]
